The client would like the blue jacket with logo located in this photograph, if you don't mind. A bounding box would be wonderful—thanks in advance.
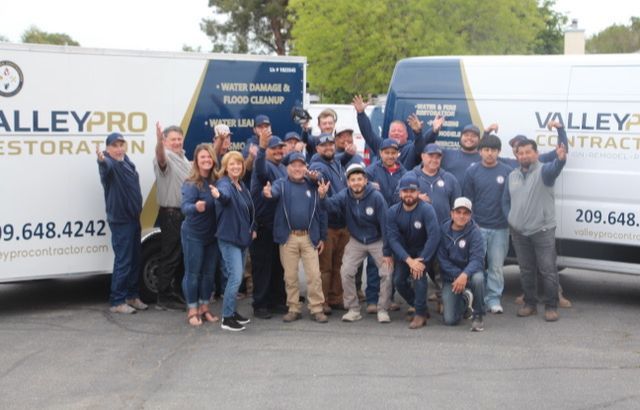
[404,167,460,223]
[387,201,440,262]
[97,154,143,224]
[365,160,407,206]
[309,154,350,229]
[437,219,486,283]
[181,178,217,243]
[214,176,255,248]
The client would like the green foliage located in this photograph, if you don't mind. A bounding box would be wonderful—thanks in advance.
[289,0,545,102]
[586,17,640,54]
[202,0,291,55]
[21,26,79,46]
[533,0,567,54]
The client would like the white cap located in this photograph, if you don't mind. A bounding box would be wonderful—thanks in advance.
[335,125,354,136]
[453,197,472,211]
[345,163,366,178]
[214,124,232,137]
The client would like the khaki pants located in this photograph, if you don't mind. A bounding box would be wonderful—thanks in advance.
[318,227,349,305]
[279,233,325,314]
[340,238,392,312]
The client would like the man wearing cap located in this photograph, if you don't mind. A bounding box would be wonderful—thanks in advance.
[503,121,568,322]
[97,133,146,314]
[309,133,353,314]
[153,122,191,310]
[462,134,513,314]
[352,95,443,169]
[263,152,329,323]
[438,197,486,331]
[387,174,441,328]
[283,131,304,157]
[249,130,288,319]
[300,108,337,163]
[318,163,393,323]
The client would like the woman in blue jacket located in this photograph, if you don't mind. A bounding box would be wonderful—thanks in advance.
[181,144,219,326]
[210,151,256,331]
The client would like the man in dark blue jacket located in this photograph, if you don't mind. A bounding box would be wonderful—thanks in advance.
[387,174,440,329]
[319,164,393,323]
[97,132,145,314]
[249,133,288,319]
[438,197,486,331]
[263,152,329,324]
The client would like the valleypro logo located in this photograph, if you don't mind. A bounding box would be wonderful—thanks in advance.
[0,61,24,97]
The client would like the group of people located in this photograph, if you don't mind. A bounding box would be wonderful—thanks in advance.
[96,94,570,332]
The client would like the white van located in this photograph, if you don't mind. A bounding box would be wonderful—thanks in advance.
[383,54,640,275]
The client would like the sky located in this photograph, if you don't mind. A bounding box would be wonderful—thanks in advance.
[0,0,637,53]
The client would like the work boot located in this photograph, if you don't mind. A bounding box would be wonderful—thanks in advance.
[544,309,559,322]
[311,312,329,323]
[517,305,537,317]
[282,311,301,322]
[322,304,332,315]
[558,293,572,308]
[408,315,427,329]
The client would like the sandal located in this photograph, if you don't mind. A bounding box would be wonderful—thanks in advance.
[201,311,220,323]
[187,312,203,327]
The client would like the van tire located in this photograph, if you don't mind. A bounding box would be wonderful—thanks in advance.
[140,236,162,303]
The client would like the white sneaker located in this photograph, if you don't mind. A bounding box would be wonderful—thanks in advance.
[126,298,148,311]
[377,310,391,323]
[341,309,362,322]
[489,305,504,314]
[110,303,136,314]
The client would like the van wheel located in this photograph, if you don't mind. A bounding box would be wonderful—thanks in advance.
[140,237,161,303]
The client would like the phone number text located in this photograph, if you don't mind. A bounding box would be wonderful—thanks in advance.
[0,220,107,241]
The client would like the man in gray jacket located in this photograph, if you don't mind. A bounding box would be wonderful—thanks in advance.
[502,121,567,322]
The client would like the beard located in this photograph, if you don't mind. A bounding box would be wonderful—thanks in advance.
[402,196,418,207]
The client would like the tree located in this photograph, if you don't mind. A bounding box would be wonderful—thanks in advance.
[21,26,79,46]
[201,0,291,55]
[533,0,568,54]
[289,0,545,102]
[586,17,640,53]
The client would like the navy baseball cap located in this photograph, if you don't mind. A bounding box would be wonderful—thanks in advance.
[105,132,125,146]
[255,115,271,126]
[317,133,335,145]
[461,124,481,137]
[267,136,285,149]
[398,174,419,191]
[284,131,301,142]
[380,139,399,151]
[287,152,306,165]
[422,143,443,155]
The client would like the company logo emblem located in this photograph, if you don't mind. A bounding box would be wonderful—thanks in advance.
[306,190,311,198]
[458,239,467,249]
[365,206,374,216]
[497,175,505,184]
[437,180,445,188]
[414,221,422,229]
[0,61,24,97]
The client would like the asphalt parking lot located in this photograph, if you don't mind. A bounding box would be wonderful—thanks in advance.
[1,266,639,409]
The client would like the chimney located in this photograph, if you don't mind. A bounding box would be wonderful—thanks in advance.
[564,19,585,54]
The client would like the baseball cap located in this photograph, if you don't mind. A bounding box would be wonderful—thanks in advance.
[214,124,232,137]
[380,139,399,151]
[398,174,419,191]
[345,163,366,178]
[284,131,301,142]
[423,143,443,155]
[509,134,528,147]
[335,125,354,136]
[453,197,473,211]
[267,136,285,149]
[461,124,481,137]
[287,152,306,165]
[255,115,271,126]
[317,133,335,145]
[105,132,125,146]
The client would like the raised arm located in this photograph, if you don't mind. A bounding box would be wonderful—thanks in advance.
[353,95,382,153]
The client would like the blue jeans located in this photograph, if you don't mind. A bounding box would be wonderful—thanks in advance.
[108,221,141,306]
[181,234,218,309]
[393,262,428,316]
[441,271,485,325]
[365,255,381,304]
[479,227,509,308]
[511,228,559,309]
[218,239,246,318]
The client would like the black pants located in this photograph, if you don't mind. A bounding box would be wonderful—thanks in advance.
[157,207,184,296]
[249,225,286,310]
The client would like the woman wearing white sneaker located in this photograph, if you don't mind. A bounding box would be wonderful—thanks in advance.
[210,151,255,331]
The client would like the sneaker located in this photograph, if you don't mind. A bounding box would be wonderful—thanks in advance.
[517,305,538,317]
[126,298,148,311]
[233,311,251,325]
[253,307,272,319]
[409,315,427,329]
[462,289,474,319]
[155,295,185,311]
[471,317,484,332]
[377,310,391,323]
[110,303,136,314]
[341,309,362,322]
[311,312,329,323]
[221,317,245,331]
[544,309,559,322]
[366,304,378,314]
[489,305,504,314]
[282,311,301,323]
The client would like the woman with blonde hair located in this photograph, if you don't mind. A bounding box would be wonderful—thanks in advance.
[210,151,256,331]
[180,144,219,326]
